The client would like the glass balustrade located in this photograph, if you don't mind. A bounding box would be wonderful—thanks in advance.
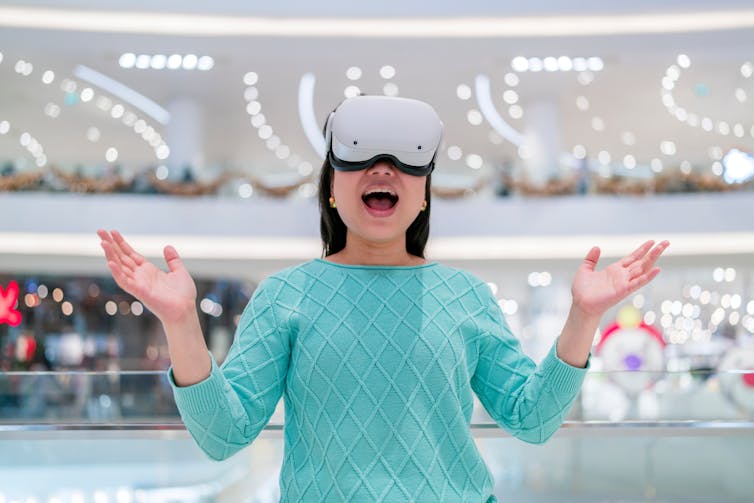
[0,369,752,502]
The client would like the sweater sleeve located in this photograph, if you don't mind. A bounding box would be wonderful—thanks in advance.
[168,277,292,460]
[469,280,589,444]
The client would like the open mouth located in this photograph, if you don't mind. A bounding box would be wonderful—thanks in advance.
[361,190,399,211]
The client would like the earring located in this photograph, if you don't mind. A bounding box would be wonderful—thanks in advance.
[329,196,337,208]
[420,200,427,212]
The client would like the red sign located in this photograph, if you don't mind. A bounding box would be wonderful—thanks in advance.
[0,281,22,326]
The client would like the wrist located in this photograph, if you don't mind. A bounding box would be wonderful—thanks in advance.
[569,302,604,324]
[160,302,199,329]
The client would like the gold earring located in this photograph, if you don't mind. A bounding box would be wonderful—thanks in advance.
[329,196,337,208]
[420,200,427,212]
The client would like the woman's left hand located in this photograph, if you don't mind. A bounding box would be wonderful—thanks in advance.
[571,240,670,317]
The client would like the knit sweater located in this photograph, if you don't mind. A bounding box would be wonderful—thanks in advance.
[169,258,589,502]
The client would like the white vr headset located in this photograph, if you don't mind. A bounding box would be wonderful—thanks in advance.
[324,95,443,176]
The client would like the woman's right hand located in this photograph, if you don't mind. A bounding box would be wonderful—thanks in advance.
[97,229,197,324]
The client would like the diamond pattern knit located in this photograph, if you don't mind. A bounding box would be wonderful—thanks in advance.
[169,258,588,502]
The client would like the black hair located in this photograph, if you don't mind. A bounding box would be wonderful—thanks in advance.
[318,160,432,258]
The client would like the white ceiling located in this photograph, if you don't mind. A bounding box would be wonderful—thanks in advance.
[1,1,754,183]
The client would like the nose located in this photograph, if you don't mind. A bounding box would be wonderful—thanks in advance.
[367,160,396,175]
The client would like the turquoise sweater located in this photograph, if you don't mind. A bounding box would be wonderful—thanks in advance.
[169,258,589,502]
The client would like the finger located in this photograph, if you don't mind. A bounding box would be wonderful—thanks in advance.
[582,246,601,272]
[108,230,140,270]
[627,267,661,292]
[628,241,670,278]
[100,240,132,275]
[96,229,111,242]
[106,259,136,294]
[620,240,655,267]
[111,230,146,267]
[163,245,185,273]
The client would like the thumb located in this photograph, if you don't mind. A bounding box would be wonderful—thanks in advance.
[163,245,185,273]
[582,246,601,271]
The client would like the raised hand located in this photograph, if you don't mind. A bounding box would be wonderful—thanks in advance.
[571,240,670,317]
[97,229,197,324]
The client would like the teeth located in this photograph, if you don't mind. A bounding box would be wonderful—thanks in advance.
[364,188,397,197]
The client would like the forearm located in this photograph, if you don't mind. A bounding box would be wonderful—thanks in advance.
[556,304,602,368]
[161,307,211,386]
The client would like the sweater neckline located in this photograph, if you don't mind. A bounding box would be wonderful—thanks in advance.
[314,258,438,270]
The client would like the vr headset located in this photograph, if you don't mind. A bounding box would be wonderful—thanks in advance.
[324,95,443,176]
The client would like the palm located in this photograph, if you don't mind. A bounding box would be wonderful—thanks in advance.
[98,230,197,323]
[130,260,196,317]
[572,240,669,316]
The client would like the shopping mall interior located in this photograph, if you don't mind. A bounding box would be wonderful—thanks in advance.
[1,1,754,501]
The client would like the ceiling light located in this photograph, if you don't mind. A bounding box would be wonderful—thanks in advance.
[182,54,198,70]
[258,125,273,139]
[244,87,258,101]
[456,84,472,100]
[246,101,261,115]
[511,57,528,72]
[379,65,396,79]
[156,144,170,159]
[298,72,325,159]
[105,147,118,162]
[577,71,594,85]
[741,62,753,78]
[75,65,169,124]
[383,82,399,96]
[543,57,558,72]
[447,145,462,160]
[587,57,604,71]
[134,54,150,69]
[344,85,360,98]
[467,109,483,126]
[80,87,94,102]
[502,90,518,104]
[86,127,100,142]
[466,154,483,169]
[244,71,258,85]
[250,113,266,128]
[508,105,523,119]
[474,74,524,146]
[197,56,214,71]
[346,66,362,80]
[150,54,166,69]
[504,73,519,86]
[266,135,281,150]
[557,56,573,71]
[677,54,691,68]
[167,54,182,69]
[660,140,677,155]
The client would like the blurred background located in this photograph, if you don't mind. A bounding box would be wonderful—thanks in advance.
[1,1,754,502]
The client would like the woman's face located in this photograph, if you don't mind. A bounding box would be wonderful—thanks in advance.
[330,160,427,247]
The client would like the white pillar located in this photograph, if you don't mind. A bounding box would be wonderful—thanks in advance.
[523,99,561,186]
[165,97,204,181]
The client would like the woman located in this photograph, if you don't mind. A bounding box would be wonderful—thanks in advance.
[98,95,669,502]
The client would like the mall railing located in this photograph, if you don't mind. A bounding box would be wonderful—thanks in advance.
[1,369,753,502]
